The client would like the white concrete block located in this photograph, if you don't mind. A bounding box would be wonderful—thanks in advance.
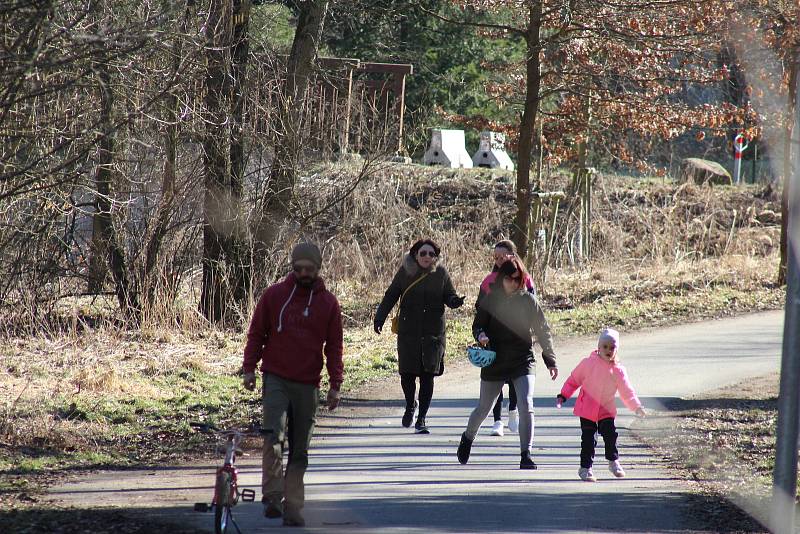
[423,129,473,168]
[472,131,514,170]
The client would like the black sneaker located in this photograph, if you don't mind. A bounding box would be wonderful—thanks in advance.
[457,432,473,464]
[520,451,537,470]
[414,416,429,434]
[402,400,418,428]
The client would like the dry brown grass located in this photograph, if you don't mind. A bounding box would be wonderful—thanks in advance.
[290,166,782,325]
[548,252,778,304]
[0,327,245,457]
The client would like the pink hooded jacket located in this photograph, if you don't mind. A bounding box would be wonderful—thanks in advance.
[559,350,641,422]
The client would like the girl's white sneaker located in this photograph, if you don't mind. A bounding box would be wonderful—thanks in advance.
[507,409,519,433]
[578,467,596,482]
[490,420,504,436]
[608,460,626,478]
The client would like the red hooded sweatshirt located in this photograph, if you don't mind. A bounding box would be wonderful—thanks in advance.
[243,272,344,390]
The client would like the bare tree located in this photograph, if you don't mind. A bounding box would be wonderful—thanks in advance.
[0,0,404,326]
[511,1,543,257]
[200,0,253,323]
[89,13,138,315]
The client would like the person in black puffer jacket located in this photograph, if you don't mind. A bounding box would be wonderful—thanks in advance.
[374,239,465,434]
[457,256,558,469]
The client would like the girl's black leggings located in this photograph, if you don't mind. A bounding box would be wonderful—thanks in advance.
[580,417,619,468]
[492,380,517,421]
[400,372,435,417]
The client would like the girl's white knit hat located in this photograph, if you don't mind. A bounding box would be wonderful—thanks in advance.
[598,327,620,346]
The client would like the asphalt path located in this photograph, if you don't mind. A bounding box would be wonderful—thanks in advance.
[49,310,784,533]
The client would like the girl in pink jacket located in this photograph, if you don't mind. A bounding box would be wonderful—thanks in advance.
[557,328,646,482]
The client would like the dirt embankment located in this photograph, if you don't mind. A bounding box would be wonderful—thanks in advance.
[311,166,783,325]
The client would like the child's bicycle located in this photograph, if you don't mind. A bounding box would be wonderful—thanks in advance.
[191,422,259,534]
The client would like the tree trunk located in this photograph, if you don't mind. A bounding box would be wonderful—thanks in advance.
[257,0,328,249]
[230,0,250,199]
[229,0,251,303]
[92,50,137,315]
[779,53,797,286]
[201,0,234,323]
[200,0,252,323]
[512,1,542,259]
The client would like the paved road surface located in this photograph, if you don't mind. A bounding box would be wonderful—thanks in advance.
[50,310,784,533]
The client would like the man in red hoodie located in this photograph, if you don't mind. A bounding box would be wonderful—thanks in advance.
[242,242,344,527]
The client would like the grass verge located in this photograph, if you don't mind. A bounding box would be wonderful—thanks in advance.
[634,372,799,533]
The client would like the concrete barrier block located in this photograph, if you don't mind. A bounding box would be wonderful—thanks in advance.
[472,131,514,170]
[423,129,473,168]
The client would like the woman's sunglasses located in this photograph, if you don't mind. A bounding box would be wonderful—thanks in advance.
[417,250,437,258]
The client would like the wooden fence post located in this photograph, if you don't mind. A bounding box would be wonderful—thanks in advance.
[528,191,565,284]
[526,195,542,271]
[543,194,562,274]
[582,168,595,259]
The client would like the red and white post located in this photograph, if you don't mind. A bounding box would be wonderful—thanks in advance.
[733,132,748,185]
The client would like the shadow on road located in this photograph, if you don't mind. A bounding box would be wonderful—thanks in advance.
[329,394,684,419]
[8,488,766,533]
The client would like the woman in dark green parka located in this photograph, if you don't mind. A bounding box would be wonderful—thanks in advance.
[374,239,464,434]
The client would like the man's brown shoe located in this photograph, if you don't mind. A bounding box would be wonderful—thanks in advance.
[262,496,282,518]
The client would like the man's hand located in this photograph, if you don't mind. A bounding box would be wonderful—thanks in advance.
[548,367,559,380]
[242,372,256,391]
[327,389,341,411]
[556,394,566,408]
[635,407,646,418]
[373,321,382,334]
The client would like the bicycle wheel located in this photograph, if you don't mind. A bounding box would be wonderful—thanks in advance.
[214,471,233,534]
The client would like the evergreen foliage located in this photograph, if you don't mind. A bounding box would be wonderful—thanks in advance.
[324,1,523,155]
